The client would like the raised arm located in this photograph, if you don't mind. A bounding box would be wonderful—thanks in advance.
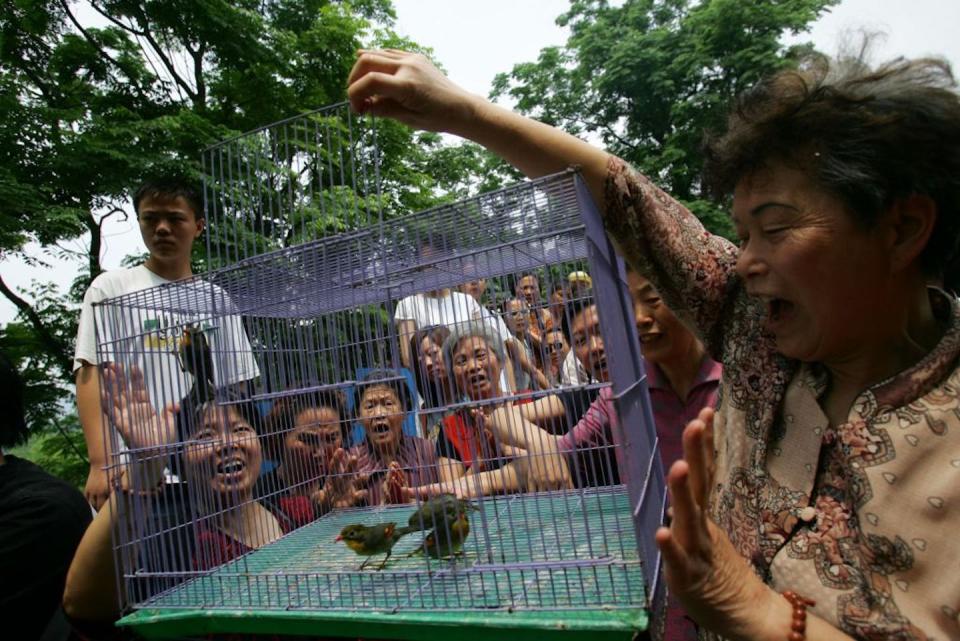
[64,364,179,622]
[348,50,740,355]
[348,50,610,203]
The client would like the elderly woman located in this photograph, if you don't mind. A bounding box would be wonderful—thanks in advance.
[348,50,960,639]
[260,390,365,520]
[351,369,441,504]
[418,324,572,498]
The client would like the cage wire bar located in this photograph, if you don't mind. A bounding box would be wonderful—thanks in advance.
[94,105,665,640]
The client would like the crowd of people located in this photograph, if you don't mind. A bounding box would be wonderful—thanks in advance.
[29,168,712,637]
[1,40,958,641]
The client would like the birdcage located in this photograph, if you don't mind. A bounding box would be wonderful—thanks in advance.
[94,104,667,641]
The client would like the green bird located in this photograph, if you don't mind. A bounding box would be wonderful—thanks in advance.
[178,324,215,403]
[411,510,471,560]
[335,522,418,570]
[405,493,479,533]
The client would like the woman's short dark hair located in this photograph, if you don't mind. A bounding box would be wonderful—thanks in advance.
[355,369,412,414]
[560,296,597,344]
[703,51,960,280]
[262,390,348,458]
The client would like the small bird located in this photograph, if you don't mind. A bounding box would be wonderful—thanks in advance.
[416,510,471,560]
[178,324,215,403]
[335,522,417,570]
[405,493,478,533]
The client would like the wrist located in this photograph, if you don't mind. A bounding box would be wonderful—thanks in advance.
[450,93,500,141]
[739,587,794,641]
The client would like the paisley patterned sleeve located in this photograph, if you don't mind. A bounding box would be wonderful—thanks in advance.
[601,156,742,360]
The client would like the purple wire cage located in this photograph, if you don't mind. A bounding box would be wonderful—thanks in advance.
[93,104,667,640]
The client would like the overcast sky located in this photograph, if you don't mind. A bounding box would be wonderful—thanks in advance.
[3,0,959,324]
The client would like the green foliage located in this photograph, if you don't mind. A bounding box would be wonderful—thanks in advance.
[491,0,837,237]
[0,0,468,446]
[10,415,88,489]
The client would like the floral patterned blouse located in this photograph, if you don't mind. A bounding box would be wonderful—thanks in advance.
[602,156,960,640]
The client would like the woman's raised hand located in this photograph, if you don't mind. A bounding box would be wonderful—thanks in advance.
[101,363,179,456]
[347,49,478,135]
[655,407,780,640]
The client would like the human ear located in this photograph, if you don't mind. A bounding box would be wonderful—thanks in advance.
[887,194,937,274]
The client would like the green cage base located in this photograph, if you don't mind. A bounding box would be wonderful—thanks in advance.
[119,605,647,640]
[117,489,648,640]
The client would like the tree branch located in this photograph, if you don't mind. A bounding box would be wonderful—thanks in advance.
[0,275,73,380]
[83,210,104,282]
[96,206,128,229]
[129,6,198,104]
[87,1,147,36]
[192,42,206,109]
[59,0,125,72]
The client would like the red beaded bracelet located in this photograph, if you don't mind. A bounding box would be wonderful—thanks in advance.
[781,591,816,641]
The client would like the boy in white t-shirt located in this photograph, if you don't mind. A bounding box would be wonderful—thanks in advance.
[74,176,258,509]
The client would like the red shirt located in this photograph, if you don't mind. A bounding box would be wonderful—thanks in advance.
[647,355,722,469]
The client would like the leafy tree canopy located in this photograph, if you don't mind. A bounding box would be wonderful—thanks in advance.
[491,0,839,237]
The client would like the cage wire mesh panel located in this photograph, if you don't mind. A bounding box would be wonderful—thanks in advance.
[201,102,384,269]
[96,107,664,639]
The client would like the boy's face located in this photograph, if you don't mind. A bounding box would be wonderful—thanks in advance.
[137,195,203,264]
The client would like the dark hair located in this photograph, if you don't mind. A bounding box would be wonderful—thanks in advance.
[560,294,597,343]
[0,353,28,448]
[355,369,413,414]
[409,325,452,408]
[703,51,960,280]
[514,271,540,287]
[134,175,204,221]
[263,390,348,459]
[498,296,527,314]
[170,396,264,478]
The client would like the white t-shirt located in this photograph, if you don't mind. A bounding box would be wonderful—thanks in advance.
[560,348,591,386]
[394,291,514,391]
[75,264,260,427]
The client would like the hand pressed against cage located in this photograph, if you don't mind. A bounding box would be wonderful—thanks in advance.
[262,393,365,518]
[349,48,960,639]
[415,326,572,498]
[350,370,440,505]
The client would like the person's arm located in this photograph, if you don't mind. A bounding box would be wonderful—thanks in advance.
[62,490,125,621]
[506,338,550,391]
[513,393,566,431]
[658,409,855,641]
[64,364,179,622]
[501,349,518,392]
[348,50,610,203]
[348,51,741,357]
[397,319,417,370]
[76,364,113,510]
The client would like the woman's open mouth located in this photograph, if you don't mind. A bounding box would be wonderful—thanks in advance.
[370,420,393,436]
[468,373,489,389]
[215,456,247,482]
[763,296,796,330]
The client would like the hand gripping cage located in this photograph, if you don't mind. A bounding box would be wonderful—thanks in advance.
[94,103,668,640]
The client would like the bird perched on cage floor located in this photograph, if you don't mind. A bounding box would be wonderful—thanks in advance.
[409,509,471,560]
[405,493,479,533]
[177,324,216,403]
[335,522,418,571]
